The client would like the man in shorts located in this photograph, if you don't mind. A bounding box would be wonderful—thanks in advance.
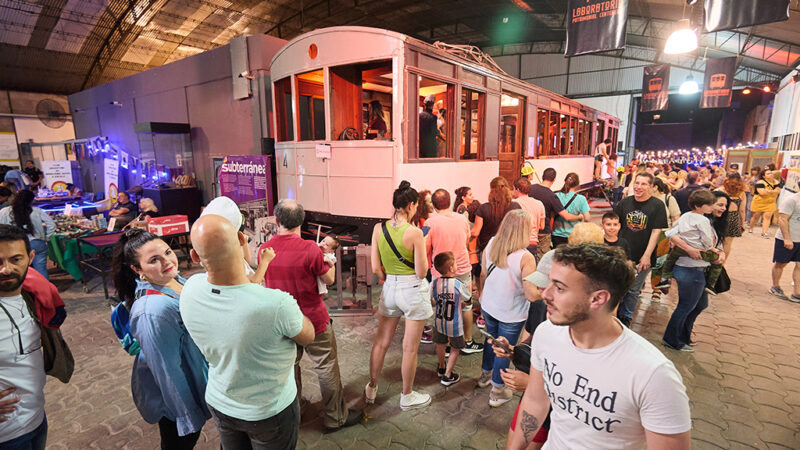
[770,190,800,303]
[508,243,691,449]
[426,188,483,353]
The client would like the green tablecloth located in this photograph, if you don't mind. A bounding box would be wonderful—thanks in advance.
[48,233,99,281]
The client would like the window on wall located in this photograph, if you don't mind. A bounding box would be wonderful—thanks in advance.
[274,77,293,142]
[500,93,525,156]
[417,76,452,158]
[297,70,325,141]
[460,88,485,160]
[536,108,549,157]
[549,111,559,155]
[330,60,393,140]
[579,120,591,155]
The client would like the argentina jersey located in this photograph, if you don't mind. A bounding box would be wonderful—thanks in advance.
[431,277,469,337]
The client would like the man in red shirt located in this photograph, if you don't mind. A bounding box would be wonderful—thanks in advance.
[259,199,363,430]
[425,189,483,354]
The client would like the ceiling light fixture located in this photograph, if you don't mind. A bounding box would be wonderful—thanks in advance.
[679,75,699,94]
[742,88,751,94]
[762,85,771,93]
[665,19,698,54]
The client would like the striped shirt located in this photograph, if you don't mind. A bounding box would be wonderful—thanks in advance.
[431,277,470,337]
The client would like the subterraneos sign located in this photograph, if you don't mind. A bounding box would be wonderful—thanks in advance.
[641,64,670,112]
[565,0,629,57]
[700,57,736,109]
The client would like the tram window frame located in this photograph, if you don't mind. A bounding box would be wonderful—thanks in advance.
[460,87,485,161]
[296,69,325,142]
[330,60,393,141]
[536,108,549,157]
[559,114,569,156]
[274,77,294,142]
[500,92,525,156]
[548,111,560,155]
[413,75,455,160]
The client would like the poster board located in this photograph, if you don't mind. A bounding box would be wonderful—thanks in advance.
[0,132,20,167]
[40,160,73,191]
[104,158,119,202]
[218,155,274,254]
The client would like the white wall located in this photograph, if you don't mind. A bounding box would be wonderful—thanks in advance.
[768,69,800,143]
[12,117,74,144]
[571,94,633,153]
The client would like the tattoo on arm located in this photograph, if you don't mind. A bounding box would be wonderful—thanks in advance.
[520,410,540,444]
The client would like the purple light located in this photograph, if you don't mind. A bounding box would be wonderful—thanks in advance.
[132,169,137,174]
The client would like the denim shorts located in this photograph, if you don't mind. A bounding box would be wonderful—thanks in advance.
[379,275,433,321]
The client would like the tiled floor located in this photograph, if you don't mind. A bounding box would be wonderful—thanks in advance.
[42,228,800,449]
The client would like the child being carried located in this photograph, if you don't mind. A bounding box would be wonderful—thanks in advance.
[317,235,340,294]
[656,190,724,295]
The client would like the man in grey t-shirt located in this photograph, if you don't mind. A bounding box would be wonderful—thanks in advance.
[770,191,800,302]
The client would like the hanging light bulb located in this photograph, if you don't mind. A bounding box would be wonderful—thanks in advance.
[679,75,699,94]
[742,88,751,95]
[762,85,771,93]
[665,19,698,54]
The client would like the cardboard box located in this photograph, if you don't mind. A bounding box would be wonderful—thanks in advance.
[148,215,189,236]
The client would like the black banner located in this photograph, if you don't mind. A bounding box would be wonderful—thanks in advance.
[705,0,790,32]
[700,57,736,109]
[641,64,670,112]
[565,0,629,57]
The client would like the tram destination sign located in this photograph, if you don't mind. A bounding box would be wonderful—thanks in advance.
[565,0,629,57]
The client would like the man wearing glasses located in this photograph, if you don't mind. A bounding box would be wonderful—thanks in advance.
[0,224,48,449]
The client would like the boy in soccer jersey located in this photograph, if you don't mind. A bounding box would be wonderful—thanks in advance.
[431,252,471,386]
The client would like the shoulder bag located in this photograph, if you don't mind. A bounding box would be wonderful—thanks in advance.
[381,222,415,269]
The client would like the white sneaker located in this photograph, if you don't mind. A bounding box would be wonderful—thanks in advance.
[365,383,377,404]
[400,391,431,411]
[477,371,492,388]
[489,387,513,407]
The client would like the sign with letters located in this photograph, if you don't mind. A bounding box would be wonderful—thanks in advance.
[641,64,670,112]
[565,0,629,57]
[700,57,736,109]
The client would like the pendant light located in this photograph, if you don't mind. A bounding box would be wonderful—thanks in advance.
[665,19,698,54]
[679,74,699,94]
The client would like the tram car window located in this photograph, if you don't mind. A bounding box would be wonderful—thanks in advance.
[330,60,393,141]
[418,76,453,158]
[274,77,294,142]
[460,88,484,160]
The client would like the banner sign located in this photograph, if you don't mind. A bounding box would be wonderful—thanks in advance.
[0,133,20,167]
[641,64,670,112]
[40,160,73,192]
[565,0,629,57]
[704,0,790,32]
[104,158,119,202]
[218,155,269,204]
[700,57,736,109]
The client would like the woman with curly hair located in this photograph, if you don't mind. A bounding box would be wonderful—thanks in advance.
[716,172,747,257]
[471,177,520,253]
[411,189,433,228]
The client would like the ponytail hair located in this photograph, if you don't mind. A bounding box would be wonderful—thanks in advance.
[559,173,580,194]
[392,180,418,211]
[111,228,159,308]
[10,190,34,234]
[453,186,471,212]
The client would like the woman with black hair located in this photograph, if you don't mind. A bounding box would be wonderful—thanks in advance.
[110,229,210,449]
[367,180,432,411]
[550,173,589,248]
[0,190,55,279]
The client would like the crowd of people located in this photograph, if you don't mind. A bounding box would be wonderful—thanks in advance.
[6,153,797,449]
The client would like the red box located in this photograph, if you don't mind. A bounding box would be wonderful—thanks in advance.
[148,215,189,236]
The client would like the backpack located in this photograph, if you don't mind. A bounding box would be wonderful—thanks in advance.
[111,303,140,356]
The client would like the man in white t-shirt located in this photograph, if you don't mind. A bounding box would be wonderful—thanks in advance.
[770,190,800,302]
[507,242,691,449]
[181,215,316,449]
[511,177,546,258]
[0,225,46,449]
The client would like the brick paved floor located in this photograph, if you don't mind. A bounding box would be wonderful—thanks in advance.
[42,228,800,449]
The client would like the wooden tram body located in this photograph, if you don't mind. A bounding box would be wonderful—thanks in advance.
[270,27,619,239]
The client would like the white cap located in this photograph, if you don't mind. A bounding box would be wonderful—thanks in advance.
[525,250,555,288]
[200,196,242,231]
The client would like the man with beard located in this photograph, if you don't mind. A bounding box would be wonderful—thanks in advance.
[0,225,47,449]
[507,243,691,450]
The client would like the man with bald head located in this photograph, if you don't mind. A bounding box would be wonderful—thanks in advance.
[258,199,363,429]
[180,214,315,449]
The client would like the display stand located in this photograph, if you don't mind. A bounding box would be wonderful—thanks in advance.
[326,244,375,317]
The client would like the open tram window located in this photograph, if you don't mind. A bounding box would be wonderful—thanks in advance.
[559,114,569,156]
[536,108,548,156]
[297,70,325,141]
[569,117,577,155]
[274,77,294,142]
[460,88,485,160]
[549,111,559,155]
[330,60,393,141]
[418,76,451,158]
[500,93,524,156]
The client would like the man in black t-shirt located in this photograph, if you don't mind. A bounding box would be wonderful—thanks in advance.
[613,173,667,327]
[673,171,702,214]
[528,168,583,259]
[23,160,43,189]
[419,95,441,158]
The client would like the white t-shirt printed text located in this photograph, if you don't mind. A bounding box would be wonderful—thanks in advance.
[531,320,691,449]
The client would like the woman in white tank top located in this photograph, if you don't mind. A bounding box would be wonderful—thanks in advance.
[477,210,538,407]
